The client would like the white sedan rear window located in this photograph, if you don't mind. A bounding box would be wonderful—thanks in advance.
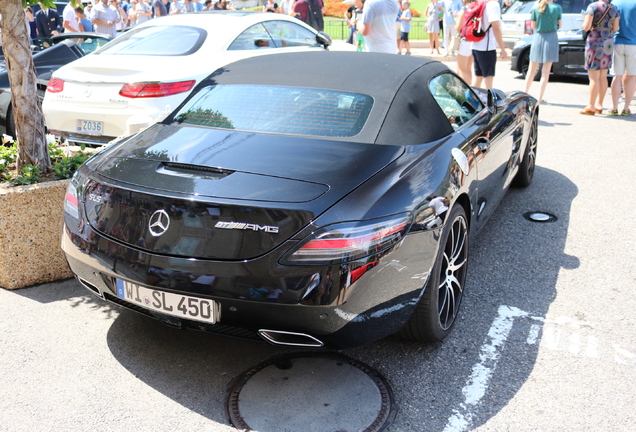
[173,85,373,138]
[95,25,206,56]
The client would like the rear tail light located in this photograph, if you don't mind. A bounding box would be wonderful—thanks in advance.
[281,213,412,265]
[119,80,196,98]
[47,78,65,93]
[524,20,534,35]
[64,181,80,219]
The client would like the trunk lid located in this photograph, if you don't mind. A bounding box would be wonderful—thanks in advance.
[84,124,404,260]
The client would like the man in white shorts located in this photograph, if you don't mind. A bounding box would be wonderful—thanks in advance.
[610,0,635,116]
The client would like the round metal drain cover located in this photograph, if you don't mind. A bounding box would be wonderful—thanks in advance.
[227,352,396,432]
[523,211,558,223]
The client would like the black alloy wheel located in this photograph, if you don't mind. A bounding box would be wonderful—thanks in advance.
[399,205,469,342]
[513,111,538,187]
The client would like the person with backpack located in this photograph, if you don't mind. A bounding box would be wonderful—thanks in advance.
[293,0,325,32]
[524,0,562,105]
[466,0,508,89]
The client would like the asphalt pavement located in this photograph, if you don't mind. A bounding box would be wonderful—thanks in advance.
[1,59,635,432]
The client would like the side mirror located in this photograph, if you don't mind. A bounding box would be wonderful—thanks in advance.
[487,88,506,115]
[317,31,332,48]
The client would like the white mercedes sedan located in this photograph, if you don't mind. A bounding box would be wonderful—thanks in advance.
[42,12,331,146]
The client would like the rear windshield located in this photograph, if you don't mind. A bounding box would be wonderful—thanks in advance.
[94,25,206,56]
[173,85,374,138]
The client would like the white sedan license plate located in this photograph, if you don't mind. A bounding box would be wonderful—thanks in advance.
[115,279,218,324]
[76,119,104,136]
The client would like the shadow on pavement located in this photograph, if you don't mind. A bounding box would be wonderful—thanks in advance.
[101,165,577,431]
[349,165,579,430]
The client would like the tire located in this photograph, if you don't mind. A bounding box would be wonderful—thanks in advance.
[520,49,541,82]
[399,205,469,342]
[512,111,538,187]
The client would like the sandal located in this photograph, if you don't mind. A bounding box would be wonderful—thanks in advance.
[621,109,631,116]
[595,108,603,114]
[608,109,619,116]
[579,107,595,116]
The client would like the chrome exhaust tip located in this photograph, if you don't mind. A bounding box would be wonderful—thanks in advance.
[76,276,104,299]
[258,329,325,348]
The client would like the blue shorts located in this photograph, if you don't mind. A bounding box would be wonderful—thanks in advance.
[400,32,409,42]
[472,50,497,78]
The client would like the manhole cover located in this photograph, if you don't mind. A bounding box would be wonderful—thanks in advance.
[227,352,396,432]
[523,211,558,223]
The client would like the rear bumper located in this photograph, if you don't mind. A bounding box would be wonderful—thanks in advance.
[62,221,439,349]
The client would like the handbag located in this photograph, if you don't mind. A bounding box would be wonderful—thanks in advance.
[583,4,612,41]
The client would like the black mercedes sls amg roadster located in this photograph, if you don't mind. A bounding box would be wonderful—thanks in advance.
[62,52,538,349]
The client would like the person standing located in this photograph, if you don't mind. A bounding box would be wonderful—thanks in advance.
[455,0,475,83]
[170,0,196,14]
[524,0,562,105]
[85,3,94,19]
[398,0,412,55]
[192,0,204,12]
[35,3,62,37]
[91,0,120,37]
[111,0,128,30]
[135,0,152,23]
[262,0,279,13]
[443,0,462,56]
[357,0,399,53]
[609,0,635,116]
[75,6,93,32]
[25,7,38,39]
[345,2,357,44]
[293,0,324,31]
[471,0,508,89]
[425,0,443,55]
[580,0,619,115]
[152,0,168,17]
[63,0,81,32]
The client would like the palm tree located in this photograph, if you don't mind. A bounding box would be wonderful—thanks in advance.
[0,0,53,171]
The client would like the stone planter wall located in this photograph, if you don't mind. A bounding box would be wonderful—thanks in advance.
[0,179,73,289]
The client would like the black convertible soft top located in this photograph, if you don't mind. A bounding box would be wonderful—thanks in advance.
[187,51,456,145]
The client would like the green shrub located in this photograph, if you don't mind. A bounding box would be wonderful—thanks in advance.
[1,138,90,185]
[4,165,42,185]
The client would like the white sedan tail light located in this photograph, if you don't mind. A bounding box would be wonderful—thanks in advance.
[119,81,196,98]
[47,78,65,93]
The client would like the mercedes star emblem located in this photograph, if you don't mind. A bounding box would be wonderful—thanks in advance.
[148,209,170,237]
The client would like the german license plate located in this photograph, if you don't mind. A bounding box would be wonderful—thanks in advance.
[76,119,104,136]
[115,279,218,324]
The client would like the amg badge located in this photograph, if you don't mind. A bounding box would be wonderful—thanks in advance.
[215,221,279,233]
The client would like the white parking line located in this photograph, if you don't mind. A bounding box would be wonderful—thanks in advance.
[442,305,636,432]
[443,305,528,432]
